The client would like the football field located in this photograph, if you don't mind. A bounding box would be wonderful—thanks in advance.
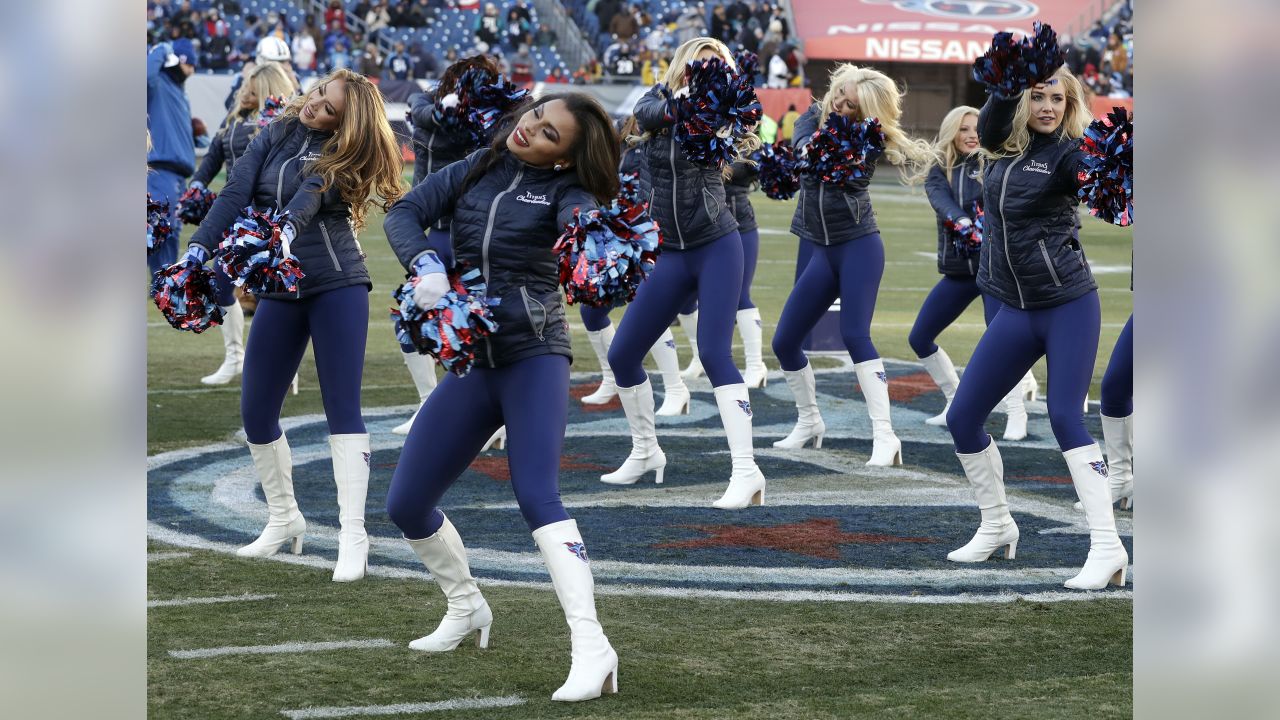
[147,175,1133,719]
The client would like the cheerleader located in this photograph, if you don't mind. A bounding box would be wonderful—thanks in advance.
[908,105,1030,440]
[945,66,1128,590]
[770,64,932,463]
[180,69,404,581]
[1097,313,1133,509]
[578,115,691,416]
[383,93,621,702]
[190,63,297,386]
[392,55,500,435]
[603,37,767,510]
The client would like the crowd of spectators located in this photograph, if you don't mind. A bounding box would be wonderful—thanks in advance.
[1063,0,1134,100]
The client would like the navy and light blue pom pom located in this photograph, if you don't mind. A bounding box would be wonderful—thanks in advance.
[800,114,886,186]
[972,21,1065,98]
[754,141,801,200]
[734,49,759,82]
[666,56,762,168]
[257,95,286,127]
[432,67,530,147]
[554,172,662,308]
[147,194,173,256]
[215,208,305,294]
[947,201,985,256]
[150,255,223,333]
[392,267,500,376]
[1078,107,1133,227]
[176,185,217,225]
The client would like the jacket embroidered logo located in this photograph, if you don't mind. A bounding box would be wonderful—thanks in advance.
[516,192,550,206]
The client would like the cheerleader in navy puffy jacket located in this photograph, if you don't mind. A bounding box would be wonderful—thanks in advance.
[180,69,405,583]
[944,66,1128,590]
[383,93,621,703]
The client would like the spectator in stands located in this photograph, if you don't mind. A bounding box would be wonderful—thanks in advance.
[1107,32,1129,76]
[353,2,372,20]
[675,6,705,45]
[1088,19,1109,44]
[202,8,228,39]
[640,50,667,85]
[534,23,556,47]
[609,5,640,42]
[738,22,762,55]
[325,0,347,33]
[476,3,502,47]
[443,47,459,66]
[595,0,622,31]
[330,38,353,71]
[359,43,383,78]
[510,45,535,86]
[512,0,533,24]
[403,0,429,28]
[264,11,290,44]
[611,42,638,77]
[205,23,233,71]
[292,29,318,73]
[409,42,438,79]
[779,103,800,141]
[366,1,392,42]
[643,25,667,53]
[710,5,731,43]
[385,42,415,80]
[546,66,569,84]
[766,49,789,88]
[505,8,533,49]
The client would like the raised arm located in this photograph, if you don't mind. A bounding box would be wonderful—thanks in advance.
[190,126,228,188]
[633,85,673,132]
[556,185,602,229]
[384,150,484,269]
[791,104,819,153]
[187,123,278,253]
[923,163,967,221]
[977,94,1020,153]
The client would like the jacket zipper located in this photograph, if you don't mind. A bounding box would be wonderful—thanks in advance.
[1039,239,1062,286]
[999,152,1027,308]
[318,220,342,271]
[669,139,684,248]
[229,120,241,166]
[426,130,436,175]
[276,133,313,209]
[519,286,546,341]
[480,167,524,365]
[819,183,829,244]
[956,164,972,274]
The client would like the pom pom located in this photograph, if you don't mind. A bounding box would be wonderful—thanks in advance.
[972,21,1065,97]
[432,67,530,146]
[733,49,759,81]
[257,95,287,127]
[553,173,662,308]
[392,267,499,376]
[214,208,306,294]
[753,141,801,200]
[1077,107,1133,227]
[176,185,217,225]
[147,194,173,256]
[666,56,762,168]
[799,114,885,187]
[946,202,985,256]
[150,255,224,333]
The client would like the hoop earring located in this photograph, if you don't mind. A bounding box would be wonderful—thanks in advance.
[554,163,564,171]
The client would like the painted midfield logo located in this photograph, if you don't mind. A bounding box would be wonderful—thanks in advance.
[564,541,589,563]
[737,399,753,416]
[864,0,1039,20]
[1089,461,1108,477]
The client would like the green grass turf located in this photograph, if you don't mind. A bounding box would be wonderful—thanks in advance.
[147,172,1132,718]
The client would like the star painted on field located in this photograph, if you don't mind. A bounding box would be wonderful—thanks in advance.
[883,371,942,403]
[470,453,612,482]
[653,518,934,560]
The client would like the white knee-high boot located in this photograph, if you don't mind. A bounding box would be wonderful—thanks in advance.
[1022,370,1040,401]
[650,329,691,416]
[600,379,665,485]
[581,325,618,405]
[201,302,245,385]
[677,311,703,379]
[533,519,618,702]
[737,307,767,388]
[947,439,1019,562]
[330,433,370,582]
[406,514,492,651]
[774,364,825,449]
[392,351,438,435]
[855,359,903,467]
[1063,443,1129,589]
[919,347,959,426]
[238,434,306,557]
[1101,413,1134,509]
[711,384,766,508]
[1002,382,1028,441]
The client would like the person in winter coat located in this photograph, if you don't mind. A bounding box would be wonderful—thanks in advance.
[907,105,1032,438]
[147,39,197,275]
[944,65,1129,591]
[382,92,622,704]
[770,64,932,465]
[175,68,405,583]
[188,62,297,387]
[603,37,767,511]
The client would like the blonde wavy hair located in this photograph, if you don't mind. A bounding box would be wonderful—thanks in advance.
[819,64,932,176]
[987,66,1090,158]
[282,69,405,232]
[908,105,982,185]
[231,62,297,121]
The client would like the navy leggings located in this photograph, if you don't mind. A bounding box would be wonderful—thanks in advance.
[580,304,612,332]
[386,353,573,538]
[397,228,451,353]
[241,284,369,444]
[908,275,998,358]
[793,234,814,283]
[1100,314,1133,417]
[772,234,885,370]
[609,231,744,388]
[948,291,1101,453]
[679,228,760,315]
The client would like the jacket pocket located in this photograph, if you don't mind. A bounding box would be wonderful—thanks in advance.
[1038,239,1063,287]
[318,219,343,272]
[702,187,720,220]
[519,286,547,341]
[843,194,863,224]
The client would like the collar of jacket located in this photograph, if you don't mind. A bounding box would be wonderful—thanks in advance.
[498,149,578,183]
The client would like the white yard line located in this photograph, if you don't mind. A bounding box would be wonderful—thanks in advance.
[148,593,276,608]
[168,638,394,660]
[279,696,526,719]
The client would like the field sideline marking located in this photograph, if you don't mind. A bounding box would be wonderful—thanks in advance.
[147,551,191,562]
[148,592,276,608]
[279,695,526,719]
[169,638,394,660]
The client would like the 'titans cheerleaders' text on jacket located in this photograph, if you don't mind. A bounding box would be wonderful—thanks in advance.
[189,116,371,301]
[924,153,984,277]
[384,150,599,369]
[789,103,879,245]
[975,95,1096,310]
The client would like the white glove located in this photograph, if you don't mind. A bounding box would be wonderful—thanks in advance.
[439,92,460,110]
[413,272,450,310]
[189,180,206,191]
[673,85,691,99]
[955,217,973,229]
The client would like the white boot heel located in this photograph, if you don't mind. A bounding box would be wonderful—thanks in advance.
[948,439,1021,563]
[919,347,960,427]
[238,435,307,558]
[407,515,494,652]
[711,384,767,509]
[1023,371,1039,402]
[867,436,903,467]
[1063,443,1129,589]
[481,426,506,451]
[713,470,765,509]
[774,364,826,450]
[602,380,666,485]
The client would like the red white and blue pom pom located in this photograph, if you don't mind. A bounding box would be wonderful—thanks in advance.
[666,56,762,168]
[392,267,499,376]
[1078,107,1133,227]
[800,114,886,186]
[554,173,662,308]
[147,194,173,256]
[754,141,801,200]
[947,201,985,256]
[215,208,305,294]
[972,21,1065,98]
[432,67,530,147]
[150,256,224,333]
[734,49,759,81]
[176,185,217,225]
[257,95,286,127]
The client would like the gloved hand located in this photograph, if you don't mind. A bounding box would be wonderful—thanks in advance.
[189,180,206,191]
[181,244,209,265]
[673,85,691,99]
[411,251,449,310]
[439,92,460,110]
[955,217,973,229]
[272,221,297,256]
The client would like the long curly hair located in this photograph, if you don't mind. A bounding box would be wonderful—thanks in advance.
[819,64,933,177]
